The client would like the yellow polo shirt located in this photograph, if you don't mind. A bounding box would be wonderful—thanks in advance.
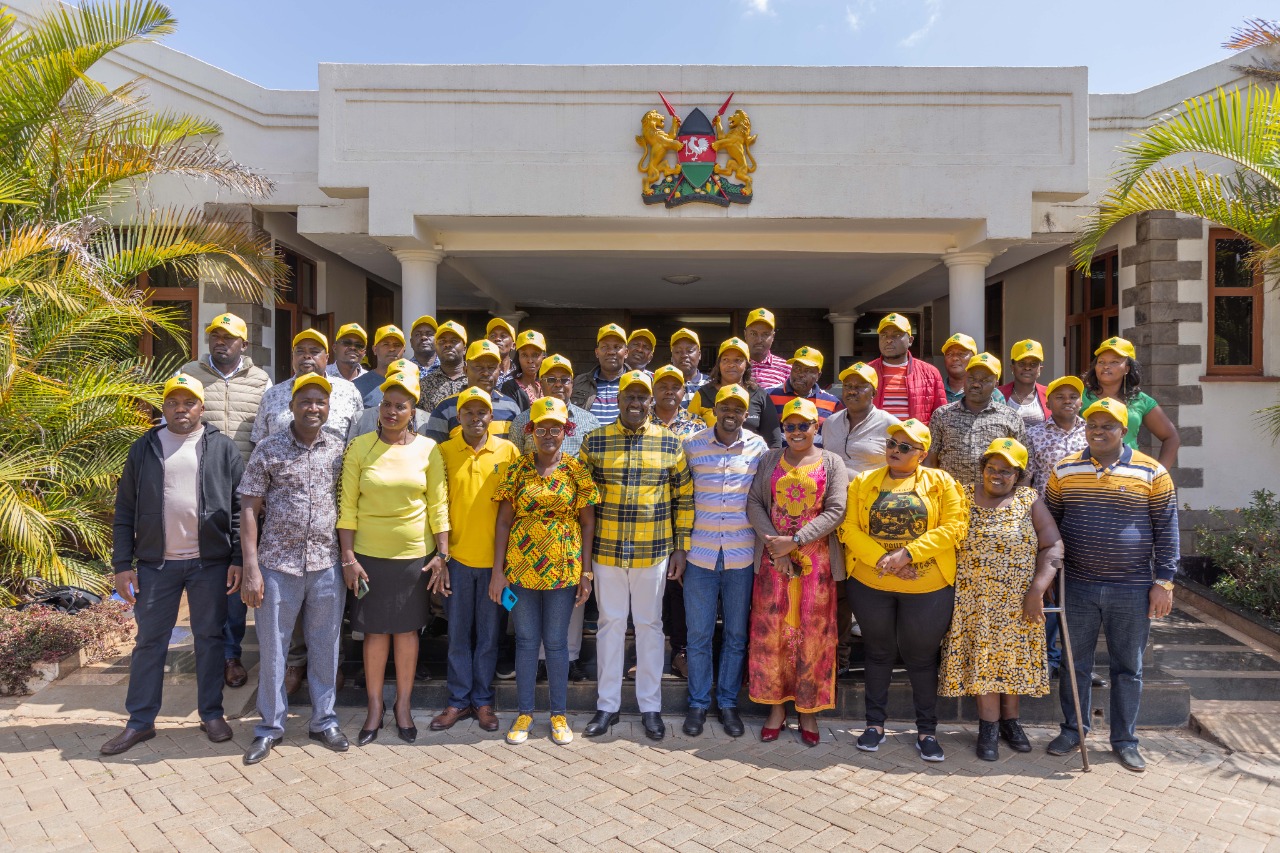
[438,434,519,568]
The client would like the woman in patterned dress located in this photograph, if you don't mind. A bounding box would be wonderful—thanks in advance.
[490,397,599,746]
[746,398,849,746]
[939,438,1063,761]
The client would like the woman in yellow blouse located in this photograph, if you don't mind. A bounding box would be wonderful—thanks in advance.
[489,397,599,746]
[838,418,967,763]
[339,370,449,746]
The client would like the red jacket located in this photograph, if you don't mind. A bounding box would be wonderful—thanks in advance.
[868,355,948,425]
[998,382,1050,420]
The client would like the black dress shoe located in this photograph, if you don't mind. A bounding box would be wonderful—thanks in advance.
[1114,745,1146,772]
[718,708,745,738]
[199,717,234,743]
[308,726,350,752]
[568,659,588,683]
[100,726,156,756]
[683,708,707,737]
[358,709,385,747]
[1091,673,1108,688]
[582,710,619,738]
[243,736,279,765]
[999,718,1032,753]
[397,722,417,743]
[641,712,665,741]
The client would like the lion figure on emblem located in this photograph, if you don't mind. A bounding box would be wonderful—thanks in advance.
[712,109,758,195]
[635,110,683,192]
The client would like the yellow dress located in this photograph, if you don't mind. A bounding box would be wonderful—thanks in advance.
[939,485,1048,697]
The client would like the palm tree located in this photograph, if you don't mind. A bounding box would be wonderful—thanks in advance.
[0,1,284,602]
[1072,19,1280,439]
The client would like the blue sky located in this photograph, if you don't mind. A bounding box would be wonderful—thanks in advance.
[162,0,1264,93]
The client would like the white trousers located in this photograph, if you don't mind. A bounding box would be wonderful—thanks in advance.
[594,559,667,713]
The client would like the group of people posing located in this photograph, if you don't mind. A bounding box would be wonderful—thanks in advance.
[102,307,1180,775]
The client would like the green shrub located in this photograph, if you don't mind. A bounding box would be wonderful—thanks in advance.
[1196,489,1280,623]
[0,601,132,694]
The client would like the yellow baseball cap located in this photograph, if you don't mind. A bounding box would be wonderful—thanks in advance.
[529,396,569,425]
[292,329,328,350]
[435,320,468,344]
[966,352,1002,380]
[839,361,878,390]
[618,370,653,395]
[888,418,931,451]
[335,322,367,343]
[877,313,912,335]
[787,346,823,370]
[1011,339,1045,363]
[942,332,978,355]
[456,386,493,411]
[163,373,205,402]
[411,315,438,333]
[652,365,686,387]
[206,313,248,341]
[1082,397,1129,427]
[465,340,502,362]
[745,307,776,329]
[628,328,657,348]
[1094,336,1137,361]
[715,383,751,409]
[597,323,628,344]
[538,354,574,377]
[292,372,332,396]
[374,324,405,346]
[486,318,516,338]
[718,337,750,360]
[984,438,1029,470]
[782,397,819,422]
[515,329,547,352]
[385,358,414,375]
[1046,375,1085,397]
[379,371,420,402]
[671,328,700,347]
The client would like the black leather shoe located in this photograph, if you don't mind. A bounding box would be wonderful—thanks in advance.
[243,736,279,765]
[1091,673,1108,688]
[397,723,417,743]
[308,726,349,752]
[100,726,156,756]
[1046,731,1081,756]
[582,710,620,738]
[568,659,588,683]
[976,720,999,762]
[1115,745,1146,772]
[999,718,1032,753]
[718,708,745,738]
[641,712,665,741]
[683,708,707,737]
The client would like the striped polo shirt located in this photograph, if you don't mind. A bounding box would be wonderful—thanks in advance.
[1045,445,1180,586]
[766,382,844,446]
[683,426,770,570]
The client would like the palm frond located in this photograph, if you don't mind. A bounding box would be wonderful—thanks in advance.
[1223,18,1280,51]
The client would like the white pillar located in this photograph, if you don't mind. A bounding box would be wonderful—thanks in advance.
[942,250,994,349]
[825,312,858,374]
[392,248,445,329]
[491,310,529,332]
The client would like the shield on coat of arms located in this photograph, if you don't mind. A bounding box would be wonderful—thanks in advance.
[677,108,716,187]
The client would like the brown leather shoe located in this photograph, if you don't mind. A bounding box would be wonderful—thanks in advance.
[100,726,156,756]
[200,717,234,743]
[474,705,499,732]
[224,658,248,688]
[671,650,689,680]
[284,665,305,696]
[429,706,473,731]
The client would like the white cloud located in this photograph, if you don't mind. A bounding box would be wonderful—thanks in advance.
[744,0,772,14]
[845,5,861,31]
[900,0,942,47]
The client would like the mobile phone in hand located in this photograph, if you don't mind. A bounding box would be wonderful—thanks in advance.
[356,577,370,599]
[501,587,518,611]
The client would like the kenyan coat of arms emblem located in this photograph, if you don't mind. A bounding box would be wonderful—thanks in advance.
[635,93,757,208]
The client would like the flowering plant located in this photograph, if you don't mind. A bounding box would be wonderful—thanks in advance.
[0,602,132,694]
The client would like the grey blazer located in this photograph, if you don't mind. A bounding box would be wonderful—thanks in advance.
[746,448,850,580]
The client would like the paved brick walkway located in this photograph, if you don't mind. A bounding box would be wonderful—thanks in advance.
[2,708,1277,852]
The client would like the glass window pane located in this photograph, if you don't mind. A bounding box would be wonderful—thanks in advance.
[1214,239,1255,289]
[1069,270,1084,314]
[1213,295,1255,366]
[1109,259,1118,305]
[1107,315,1119,339]
[148,265,197,290]
[1089,259,1106,310]
[1067,325,1081,376]
[1089,316,1104,359]
[151,299,193,371]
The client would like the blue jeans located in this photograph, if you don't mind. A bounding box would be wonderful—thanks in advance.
[223,590,247,660]
[683,551,754,710]
[1045,612,1063,669]
[125,559,229,729]
[445,559,503,708]
[1059,581,1151,749]
[512,584,577,715]
[255,565,345,739]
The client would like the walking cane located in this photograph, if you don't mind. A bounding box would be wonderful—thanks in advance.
[1045,572,1090,772]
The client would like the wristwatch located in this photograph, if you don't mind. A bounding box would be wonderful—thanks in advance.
[582,572,594,581]
[1152,579,1175,591]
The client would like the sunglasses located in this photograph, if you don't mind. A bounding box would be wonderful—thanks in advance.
[885,439,923,454]
[782,421,815,433]
[534,426,564,437]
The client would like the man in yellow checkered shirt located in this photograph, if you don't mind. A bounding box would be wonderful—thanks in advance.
[578,371,694,742]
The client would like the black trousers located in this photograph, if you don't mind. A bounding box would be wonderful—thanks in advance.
[846,577,954,735]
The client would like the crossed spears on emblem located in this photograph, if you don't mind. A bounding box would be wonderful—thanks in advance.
[657,91,734,201]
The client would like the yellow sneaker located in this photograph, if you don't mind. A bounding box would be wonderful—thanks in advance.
[506,714,533,745]
[550,715,573,745]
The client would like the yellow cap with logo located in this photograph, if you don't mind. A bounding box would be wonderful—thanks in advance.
[465,340,502,362]
[538,354,574,377]
[877,313,912,335]
[516,330,546,352]
[529,396,569,425]
[715,383,751,408]
[163,373,205,402]
[653,365,685,387]
[292,329,328,350]
[385,358,414,375]
[745,307,776,329]
[374,324,405,346]
[966,352,1002,380]
[456,386,493,411]
[379,370,420,402]
[435,320,468,344]
[718,337,750,360]
[486,317,516,338]
[597,323,628,344]
[984,437,1028,470]
[618,370,653,395]
[670,328,700,347]
[942,332,978,355]
[206,313,248,341]
[628,329,657,348]
[292,373,332,396]
[781,397,819,422]
[411,315,438,333]
[1082,397,1129,427]
[1011,339,1045,363]
[335,322,367,343]
[839,361,878,390]
[787,346,824,370]
[1046,375,1084,397]
[889,418,932,451]
[1094,336,1136,360]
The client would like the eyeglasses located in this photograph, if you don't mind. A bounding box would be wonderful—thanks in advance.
[534,426,564,437]
[782,421,815,433]
[885,439,923,454]
[540,375,572,385]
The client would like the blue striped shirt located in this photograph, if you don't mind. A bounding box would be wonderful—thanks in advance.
[1046,445,1180,586]
[590,370,620,425]
[684,426,770,570]
[424,388,522,445]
